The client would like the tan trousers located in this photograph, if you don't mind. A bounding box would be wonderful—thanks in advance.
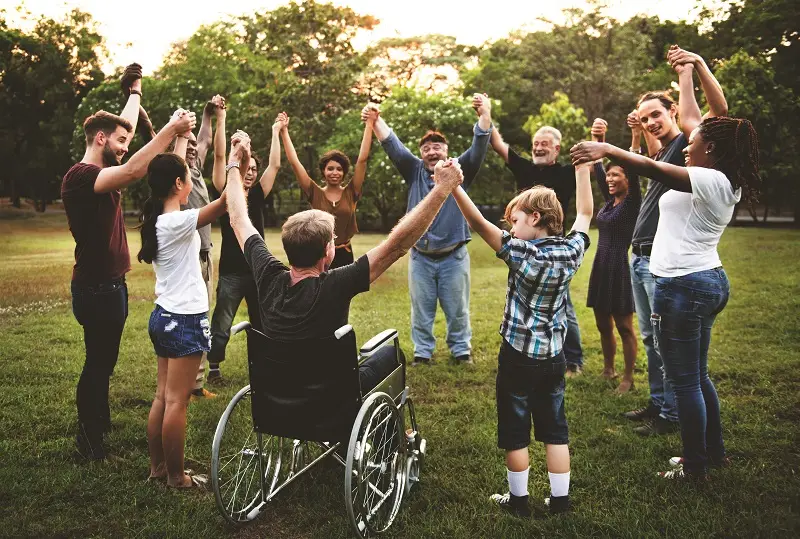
[195,250,213,390]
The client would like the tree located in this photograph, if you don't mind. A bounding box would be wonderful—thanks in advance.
[523,91,589,164]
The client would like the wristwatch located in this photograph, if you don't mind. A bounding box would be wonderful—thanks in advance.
[129,89,142,97]
[226,162,240,173]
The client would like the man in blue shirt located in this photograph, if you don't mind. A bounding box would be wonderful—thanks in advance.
[363,95,493,365]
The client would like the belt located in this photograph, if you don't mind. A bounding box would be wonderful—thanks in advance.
[415,242,464,260]
[199,250,210,262]
[335,242,353,253]
[632,243,652,257]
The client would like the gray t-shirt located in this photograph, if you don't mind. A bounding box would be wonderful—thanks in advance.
[184,165,212,251]
[631,133,688,247]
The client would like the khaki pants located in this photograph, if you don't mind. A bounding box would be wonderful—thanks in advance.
[195,250,213,390]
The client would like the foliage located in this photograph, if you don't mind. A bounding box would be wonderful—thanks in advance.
[523,91,589,164]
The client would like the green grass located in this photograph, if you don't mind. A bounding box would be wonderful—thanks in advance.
[0,212,799,538]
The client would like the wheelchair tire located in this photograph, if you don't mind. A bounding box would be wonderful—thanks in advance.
[344,392,406,538]
[212,385,290,526]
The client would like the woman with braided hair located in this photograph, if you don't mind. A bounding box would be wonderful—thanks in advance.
[571,63,760,481]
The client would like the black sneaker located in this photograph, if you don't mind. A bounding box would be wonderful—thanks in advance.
[455,354,474,365]
[544,495,571,514]
[633,416,680,436]
[206,370,223,386]
[411,357,431,367]
[623,404,660,421]
[490,492,531,518]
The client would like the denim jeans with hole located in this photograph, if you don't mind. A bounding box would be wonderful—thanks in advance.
[71,278,128,441]
[651,268,730,475]
[408,245,471,359]
[631,255,678,421]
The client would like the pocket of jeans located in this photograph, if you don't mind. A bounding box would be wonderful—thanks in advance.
[154,312,184,349]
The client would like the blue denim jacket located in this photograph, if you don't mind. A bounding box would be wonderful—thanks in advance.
[380,122,492,252]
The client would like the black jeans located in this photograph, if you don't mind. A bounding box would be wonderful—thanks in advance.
[71,278,128,440]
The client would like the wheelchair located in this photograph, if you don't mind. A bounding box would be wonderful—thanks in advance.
[210,321,427,538]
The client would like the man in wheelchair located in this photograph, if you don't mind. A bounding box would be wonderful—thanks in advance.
[223,132,465,389]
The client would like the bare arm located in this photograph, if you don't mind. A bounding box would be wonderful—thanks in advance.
[279,120,314,198]
[366,160,463,282]
[173,135,188,160]
[351,116,374,198]
[119,76,141,134]
[571,163,594,234]
[94,112,195,194]
[197,191,227,228]
[196,104,214,168]
[211,107,227,194]
[258,122,283,198]
[489,127,510,163]
[571,141,691,193]
[668,46,727,120]
[452,186,502,252]
[676,64,703,138]
[362,104,392,142]
[227,136,259,252]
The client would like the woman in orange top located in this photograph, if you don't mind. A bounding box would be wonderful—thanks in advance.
[279,110,375,269]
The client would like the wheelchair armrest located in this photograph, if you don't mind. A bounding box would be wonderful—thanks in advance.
[359,329,398,357]
[334,324,354,340]
[231,321,251,336]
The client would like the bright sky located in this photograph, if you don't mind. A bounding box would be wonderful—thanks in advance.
[13,0,713,74]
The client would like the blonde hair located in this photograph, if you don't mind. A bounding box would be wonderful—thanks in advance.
[504,186,564,236]
[281,209,335,268]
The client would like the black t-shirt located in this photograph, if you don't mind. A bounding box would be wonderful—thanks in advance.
[506,147,575,213]
[212,184,266,275]
[243,234,371,341]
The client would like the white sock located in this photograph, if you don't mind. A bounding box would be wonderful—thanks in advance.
[507,468,529,497]
[548,471,570,497]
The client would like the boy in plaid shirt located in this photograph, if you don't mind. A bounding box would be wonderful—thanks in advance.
[452,162,593,517]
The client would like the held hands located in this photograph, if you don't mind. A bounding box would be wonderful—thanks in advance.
[591,118,608,142]
[169,108,196,136]
[667,45,699,75]
[204,95,227,116]
[273,112,289,132]
[472,93,491,117]
[432,158,463,191]
[120,63,143,95]
[570,141,609,166]
[360,103,380,123]
[230,130,251,168]
[627,109,642,134]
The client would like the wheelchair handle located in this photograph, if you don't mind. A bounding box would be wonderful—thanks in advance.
[231,321,252,336]
[334,324,353,340]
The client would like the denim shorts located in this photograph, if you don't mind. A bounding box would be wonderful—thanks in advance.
[148,304,211,358]
[496,340,569,450]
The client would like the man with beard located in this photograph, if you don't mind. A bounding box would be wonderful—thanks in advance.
[184,94,226,400]
[487,116,591,377]
[62,65,196,460]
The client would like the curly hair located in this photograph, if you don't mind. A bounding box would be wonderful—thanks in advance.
[318,150,351,178]
[699,116,761,204]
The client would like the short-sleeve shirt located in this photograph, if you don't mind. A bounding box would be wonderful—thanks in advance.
[306,181,359,246]
[506,148,575,214]
[243,234,370,340]
[211,183,266,275]
[152,209,208,314]
[650,167,740,278]
[185,165,212,251]
[61,162,130,283]
[496,230,590,360]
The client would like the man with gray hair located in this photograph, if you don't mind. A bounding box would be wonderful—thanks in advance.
[487,114,607,376]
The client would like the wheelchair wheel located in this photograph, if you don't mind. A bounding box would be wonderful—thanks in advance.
[344,392,406,538]
[211,386,293,525]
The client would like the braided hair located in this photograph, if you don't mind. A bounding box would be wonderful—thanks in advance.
[137,153,189,264]
[698,117,761,204]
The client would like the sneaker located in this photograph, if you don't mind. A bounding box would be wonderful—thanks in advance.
[657,465,708,482]
[633,416,680,436]
[544,495,571,514]
[206,370,224,386]
[669,456,732,468]
[669,456,684,467]
[190,388,217,401]
[565,365,583,378]
[490,492,531,518]
[623,404,660,421]
[411,357,431,367]
[455,354,474,365]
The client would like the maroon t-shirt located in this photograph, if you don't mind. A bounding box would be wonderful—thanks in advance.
[61,163,131,283]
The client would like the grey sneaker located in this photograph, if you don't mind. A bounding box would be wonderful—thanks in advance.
[411,357,431,367]
[633,416,680,436]
[490,492,531,518]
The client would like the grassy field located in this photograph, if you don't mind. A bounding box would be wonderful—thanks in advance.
[0,210,798,538]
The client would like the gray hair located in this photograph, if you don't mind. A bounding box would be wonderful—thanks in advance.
[533,126,562,146]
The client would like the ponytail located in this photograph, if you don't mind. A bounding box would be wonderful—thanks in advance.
[135,153,189,264]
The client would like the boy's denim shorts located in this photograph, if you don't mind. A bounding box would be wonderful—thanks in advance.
[148,304,211,358]
[496,340,569,450]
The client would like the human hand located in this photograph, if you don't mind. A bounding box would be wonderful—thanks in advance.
[432,158,463,190]
[230,130,251,161]
[169,109,196,136]
[570,141,610,166]
[591,118,608,142]
[361,103,380,123]
[626,110,642,133]
[668,45,699,75]
[472,93,491,117]
[272,112,288,132]
[120,63,143,95]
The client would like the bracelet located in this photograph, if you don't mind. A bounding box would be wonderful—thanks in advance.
[629,147,642,154]
[178,134,190,139]
[226,162,240,173]
[129,89,142,97]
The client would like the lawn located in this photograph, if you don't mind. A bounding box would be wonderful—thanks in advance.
[0,210,798,538]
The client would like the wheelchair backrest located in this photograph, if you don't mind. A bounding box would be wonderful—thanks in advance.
[246,327,361,442]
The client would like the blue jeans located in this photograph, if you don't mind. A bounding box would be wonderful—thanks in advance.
[408,245,471,358]
[71,278,128,441]
[563,286,584,368]
[652,268,730,475]
[631,255,678,421]
[208,273,261,366]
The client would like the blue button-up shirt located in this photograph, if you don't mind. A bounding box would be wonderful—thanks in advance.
[380,122,492,252]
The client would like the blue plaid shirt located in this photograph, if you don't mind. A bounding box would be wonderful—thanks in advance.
[496,230,590,360]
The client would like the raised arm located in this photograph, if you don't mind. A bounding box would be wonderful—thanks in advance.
[362,103,391,142]
[226,133,259,252]
[137,105,156,143]
[489,127,510,163]
[571,141,691,193]
[459,94,493,188]
[668,46,727,121]
[258,116,284,198]
[571,163,594,234]
[94,111,196,194]
[211,104,227,194]
[279,115,314,198]
[197,190,227,228]
[674,62,703,138]
[366,159,463,282]
[172,108,191,160]
[351,110,376,198]
[589,118,611,201]
[119,63,142,134]
[452,186,502,252]
[363,104,421,178]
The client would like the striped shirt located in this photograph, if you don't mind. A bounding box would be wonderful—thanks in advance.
[497,230,590,360]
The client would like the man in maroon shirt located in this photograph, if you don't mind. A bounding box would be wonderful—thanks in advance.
[62,67,196,460]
